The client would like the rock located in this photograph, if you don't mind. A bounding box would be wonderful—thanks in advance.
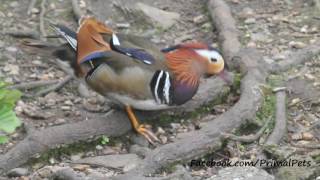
[239,7,254,18]
[74,154,141,169]
[304,73,316,81]
[129,144,150,157]
[135,2,180,29]
[130,134,149,147]
[207,167,274,180]
[72,164,90,171]
[77,83,90,97]
[159,134,168,144]
[3,63,19,75]
[31,8,40,14]
[96,145,103,150]
[54,118,66,125]
[101,146,117,155]
[276,156,318,180]
[244,18,256,24]
[156,127,166,135]
[5,46,18,53]
[170,123,181,130]
[193,15,206,24]
[70,153,83,161]
[251,32,269,42]
[9,1,19,8]
[116,23,130,29]
[7,168,29,177]
[289,41,306,49]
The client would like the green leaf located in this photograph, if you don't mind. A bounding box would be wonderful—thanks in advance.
[0,83,22,144]
[0,105,21,133]
[0,136,8,144]
[100,135,109,145]
[0,89,21,108]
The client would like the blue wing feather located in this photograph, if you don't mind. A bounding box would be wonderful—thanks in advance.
[112,45,155,65]
[81,51,111,63]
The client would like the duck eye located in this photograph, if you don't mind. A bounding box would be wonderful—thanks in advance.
[211,58,217,62]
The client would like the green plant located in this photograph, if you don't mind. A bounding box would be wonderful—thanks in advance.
[100,135,109,145]
[0,82,22,144]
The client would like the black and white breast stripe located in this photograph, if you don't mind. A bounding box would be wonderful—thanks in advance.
[150,70,173,105]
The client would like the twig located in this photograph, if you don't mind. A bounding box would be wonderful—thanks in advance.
[39,0,47,41]
[222,117,272,143]
[7,80,59,90]
[71,0,83,21]
[4,30,40,39]
[27,0,38,15]
[291,142,320,149]
[35,75,73,96]
[265,88,287,145]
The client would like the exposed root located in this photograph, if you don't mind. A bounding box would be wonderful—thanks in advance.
[265,88,287,146]
[5,30,40,39]
[8,80,59,90]
[208,0,241,68]
[291,143,320,149]
[0,110,130,174]
[222,117,272,143]
[39,0,47,41]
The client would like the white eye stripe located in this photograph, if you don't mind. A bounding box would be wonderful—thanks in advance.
[195,49,222,63]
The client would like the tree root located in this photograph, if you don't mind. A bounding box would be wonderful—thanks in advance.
[0,110,130,174]
[265,88,287,146]
[222,117,272,143]
[39,0,47,41]
[4,30,40,39]
[8,80,59,90]
[291,143,320,149]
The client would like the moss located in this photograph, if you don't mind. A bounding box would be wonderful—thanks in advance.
[28,135,118,165]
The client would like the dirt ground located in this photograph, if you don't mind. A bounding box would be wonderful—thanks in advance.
[0,0,319,179]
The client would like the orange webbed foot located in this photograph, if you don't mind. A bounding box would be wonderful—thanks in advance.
[125,106,160,145]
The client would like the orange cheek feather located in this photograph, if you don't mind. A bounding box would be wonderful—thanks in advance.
[207,61,224,75]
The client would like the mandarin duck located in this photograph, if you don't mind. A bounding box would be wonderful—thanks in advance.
[50,17,226,144]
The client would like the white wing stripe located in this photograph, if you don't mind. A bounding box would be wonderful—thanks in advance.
[154,71,163,104]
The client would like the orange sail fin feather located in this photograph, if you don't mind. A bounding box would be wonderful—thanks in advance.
[77,17,113,65]
[165,48,207,87]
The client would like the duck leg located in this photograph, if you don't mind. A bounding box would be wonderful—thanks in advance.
[125,105,160,144]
